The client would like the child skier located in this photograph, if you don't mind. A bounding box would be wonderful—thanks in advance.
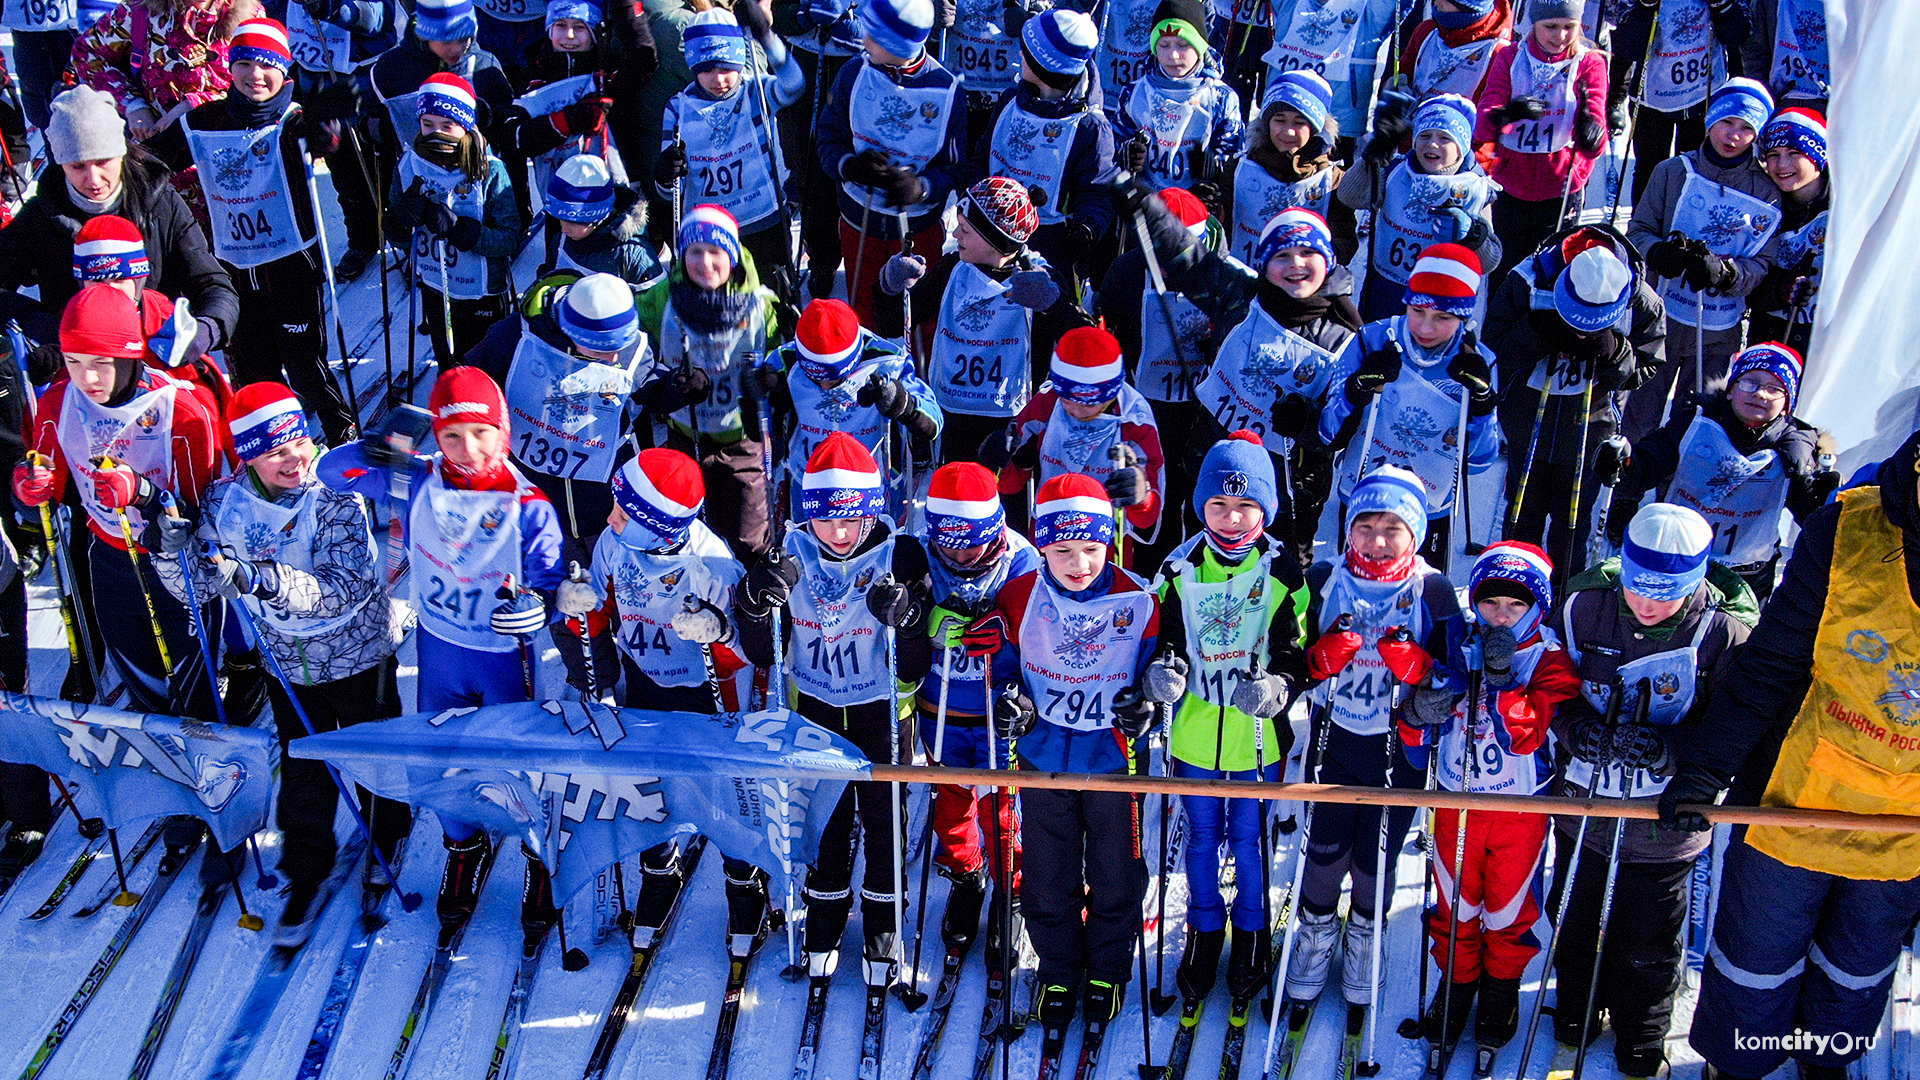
[1397,541,1580,1061]
[1113,0,1244,195]
[1749,107,1827,355]
[1318,243,1502,567]
[386,71,525,367]
[1610,0,1754,201]
[732,432,933,988]
[986,470,1159,1048]
[1607,343,1837,600]
[367,0,517,185]
[1338,93,1501,321]
[984,326,1166,567]
[543,154,666,287]
[1229,71,1357,270]
[1399,0,1514,102]
[1546,501,1754,1078]
[180,16,362,445]
[1147,432,1308,1004]
[154,382,410,944]
[1261,0,1403,163]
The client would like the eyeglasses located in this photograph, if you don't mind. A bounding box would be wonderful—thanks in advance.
[1733,377,1787,400]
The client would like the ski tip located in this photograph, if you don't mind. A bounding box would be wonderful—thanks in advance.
[891,984,929,1011]
[113,891,141,907]
[563,948,591,972]
[1150,991,1177,1016]
[400,891,424,912]
[1398,1018,1424,1040]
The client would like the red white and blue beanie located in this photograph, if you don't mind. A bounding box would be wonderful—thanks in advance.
[230,17,292,71]
[227,381,310,461]
[1049,326,1127,406]
[1020,8,1097,80]
[418,72,478,129]
[801,431,887,521]
[1728,341,1803,412]
[414,0,477,42]
[1620,502,1713,602]
[1469,540,1554,642]
[1706,76,1774,135]
[429,365,508,434]
[1403,242,1482,318]
[558,273,640,353]
[547,153,615,223]
[925,462,1006,550]
[612,448,705,544]
[679,203,742,267]
[1032,473,1114,549]
[1253,206,1334,269]
[682,8,748,72]
[963,177,1040,254]
[1262,70,1332,133]
[857,0,933,60]
[1552,243,1634,333]
[1413,93,1476,152]
[71,214,150,282]
[1345,464,1429,551]
[1761,106,1827,172]
[794,299,864,382]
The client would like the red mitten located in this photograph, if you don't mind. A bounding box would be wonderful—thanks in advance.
[1307,617,1363,680]
[551,96,611,137]
[1377,628,1433,686]
[11,460,52,507]
[93,463,148,510]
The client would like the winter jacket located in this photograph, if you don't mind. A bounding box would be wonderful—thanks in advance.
[1112,67,1244,191]
[1397,615,1583,797]
[765,327,940,488]
[0,151,240,352]
[1000,382,1166,534]
[1607,395,1828,545]
[385,149,524,297]
[505,34,653,164]
[71,0,256,119]
[1627,147,1781,299]
[816,51,969,238]
[1337,148,1502,292]
[1397,0,1514,101]
[977,75,1118,246]
[873,249,1092,389]
[1472,38,1609,203]
[366,32,516,155]
[554,184,664,288]
[1748,181,1827,352]
[653,58,807,232]
[633,252,786,445]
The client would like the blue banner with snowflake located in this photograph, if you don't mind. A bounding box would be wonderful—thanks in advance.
[0,691,276,848]
[288,701,870,905]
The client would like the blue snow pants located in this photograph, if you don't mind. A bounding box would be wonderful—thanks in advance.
[1175,758,1282,933]
[417,630,534,840]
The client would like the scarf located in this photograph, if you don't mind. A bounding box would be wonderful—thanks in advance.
[67,181,124,216]
[230,83,294,129]
[670,277,758,335]
[440,452,516,490]
[1346,546,1416,582]
[1204,527,1260,561]
[937,531,1010,576]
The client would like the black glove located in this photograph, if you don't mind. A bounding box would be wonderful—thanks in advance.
[630,367,713,413]
[858,374,917,421]
[1594,435,1631,486]
[1345,340,1401,407]
[978,423,1019,472]
[1575,109,1606,154]
[1612,723,1673,774]
[739,548,801,617]
[390,178,430,231]
[842,148,894,187]
[1805,468,1841,506]
[1657,765,1721,833]
[736,0,772,37]
[1607,89,1631,137]
[1565,712,1612,764]
[1272,394,1315,439]
[1448,333,1496,416]
[1011,436,1041,473]
[1189,182,1226,222]
[1684,249,1738,293]
[993,685,1037,740]
[419,198,458,238]
[1372,87,1417,147]
[655,141,688,186]
[1120,135,1149,174]
[1479,624,1517,687]
[1112,687,1156,739]
[1105,464,1149,507]
[304,78,361,123]
[629,40,660,76]
[1787,275,1820,310]
[1493,96,1549,126]
[881,164,927,207]
[865,576,928,629]
[300,0,342,21]
[1643,236,1691,279]
[26,341,63,384]
[446,217,482,251]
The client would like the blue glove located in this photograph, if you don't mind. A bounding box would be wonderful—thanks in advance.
[491,588,548,637]
[1003,269,1060,311]
[1433,206,1475,245]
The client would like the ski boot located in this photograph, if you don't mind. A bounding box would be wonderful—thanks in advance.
[631,841,689,946]
[939,864,990,950]
[334,248,375,282]
[1285,908,1340,1001]
[801,883,855,957]
[1420,980,1478,1050]
[1474,975,1521,1049]
[1339,911,1377,1005]
[1176,926,1225,1000]
[1226,925,1272,1000]
[724,858,773,958]
[1551,1001,1603,1048]
[274,877,324,948]
[864,930,900,989]
[0,828,45,876]
[521,842,559,940]
[1036,982,1079,1057]
[437,831,494,927]
[159,821,207,875]
[222,648,269,726]
[1082,979,1122,1024]
[1616,1044,1668,1080]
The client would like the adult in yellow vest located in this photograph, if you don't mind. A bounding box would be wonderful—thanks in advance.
[1660,431,1920,1080]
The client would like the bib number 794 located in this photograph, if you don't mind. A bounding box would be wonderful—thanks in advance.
[1044,687,1107,727]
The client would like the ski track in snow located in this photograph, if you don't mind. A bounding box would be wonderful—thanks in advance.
[1,131,1914,1080]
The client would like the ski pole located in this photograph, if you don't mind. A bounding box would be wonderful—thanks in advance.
[101,457,173,676]
[32,453,100,701]
[1128,195,1197,395]
[1137,900,1166,1080]
[850,189,874,315]
[1564,373,1596,576]
[248,834,279,890]
[1506,385,1549,538]
[670,132,685,258]
[1399,754,1440,1042]
[1454,369,1475,564]
[305,151,359,429]
[897,208,915,359]
[158,492,227,728]
[1606,17,1658,231]
[882,580,907,988]
[1360,630,1412,1074]
[342,126,398,407]
[222,572,423,911]
[566,561,600,704]
[1569,679,1649,1080]
[894,801,935,1010]
[52,776,137,906]
[1150,721,1174,1015]
[406,242,419,400]
[495,575,538,699]
[1427,655,1477,1072]
[434,217,456,366]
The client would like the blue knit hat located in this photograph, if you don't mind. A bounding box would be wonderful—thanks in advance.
[546,154,615,223]
[1728,342,1803,413]
[545,0,601,27]
[1032,473,1115,549]
[1552,243,1635,333]
[683,8,748,72]
[1253,207,1335,269]
[1706,77,1775,136]
[1194,430,1277,526]
[1620,503,1713,602]
[414,0,477,42]
[857,0,934,60]
[1346,465,1429,551]
[1022,8,1097,78]
[801,432,888,520]
[1413,93,1476,153]
[679,204,742,267]
[558,273,640,353]
[1433,0,1493,27]
[1263,70,1333,133]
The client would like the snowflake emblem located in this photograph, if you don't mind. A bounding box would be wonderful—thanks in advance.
[1196,591,1246,649]
[1699,205,1758,249]
[703,98,744,146]
[210,142,268,195]
[819,386,857,424]
[874,95,919,140]
[1001,115,1044,162]
[243,520,280,560]
[1147,94,1188,135]
[1670,3,1709,45]
[1391,407,1444,443]
[1062,425,1113,469]
[542,390,596,426]
[1297,4,1357,47]
[1793,6,1826,49]
[1405,176,1465,219]
[952,293,1003,333]
[616,562,645,603]
[1244,343,1296,381]
[1875,667,1920,725]
[805,565,852,609]
[1056,611,1111,669]
[1426,51,1466,88]
[1258,185,1295,223]
[1123,0,1154,40]
[1175,307,1211,344]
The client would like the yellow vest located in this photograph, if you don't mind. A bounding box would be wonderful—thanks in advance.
[1749,486,1920,880]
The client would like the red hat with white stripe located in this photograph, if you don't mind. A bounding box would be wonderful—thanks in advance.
[228,381,311,461]
[1469,539,1554,643]
[612,448,705,544]
[59,282,145,360]
[800,431,886,521]
[794,299,864,381]
[429,365,508,434]
[1158,187,1209,235]
[1403,242,1483,318]
[418,72,477,128]
[1032,472,1114,549]
[1049,326,1127,406]
[925,463,1005,550]
[72,214,150,282]
[230,17,292,70]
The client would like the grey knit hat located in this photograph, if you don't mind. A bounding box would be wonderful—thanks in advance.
[1527,0,1584,20]
[47,86,128,165]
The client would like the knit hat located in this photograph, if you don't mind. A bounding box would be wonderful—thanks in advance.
[801,431,888,521]
[925,463,1007,550]
[546,154,615,223]
[1552,244,1634,333]
[962,177,1040,255]
[1619,502,1713,603]
[1159,187,1210,235]
[72,215,150,281]
[1032,472,1115,549]
[1253,207,1334,269]
[794,299,865,382]
[1728,341,1803,412]
[46,86,126,166]
[1194,430,1277,525]
[60,283,146,360]
[679,204,742,267]
[1413,93,1476,153]
[1527,0,1582,20]
[857,0,934,60]
[414,0,477,41]
[545,0,602,29]
[430,365,508,433]
[1706,77,1775,135]
[230,17,292,71]
[1263,70,1333,133]
[558,273,641,353]
[418,72,478,129]
[1468,540,1553,642]
[1761,106,1827,172]
[228,382,311,461]
[1403,243,1482,317]
[1433,0,1494,27]
[1048,326,1127,406]
[1346,465,1429,551]
[1022,8,1097,80]
[612,449,705,544]
[683,8,748,72]
[1152,16,1208,59]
